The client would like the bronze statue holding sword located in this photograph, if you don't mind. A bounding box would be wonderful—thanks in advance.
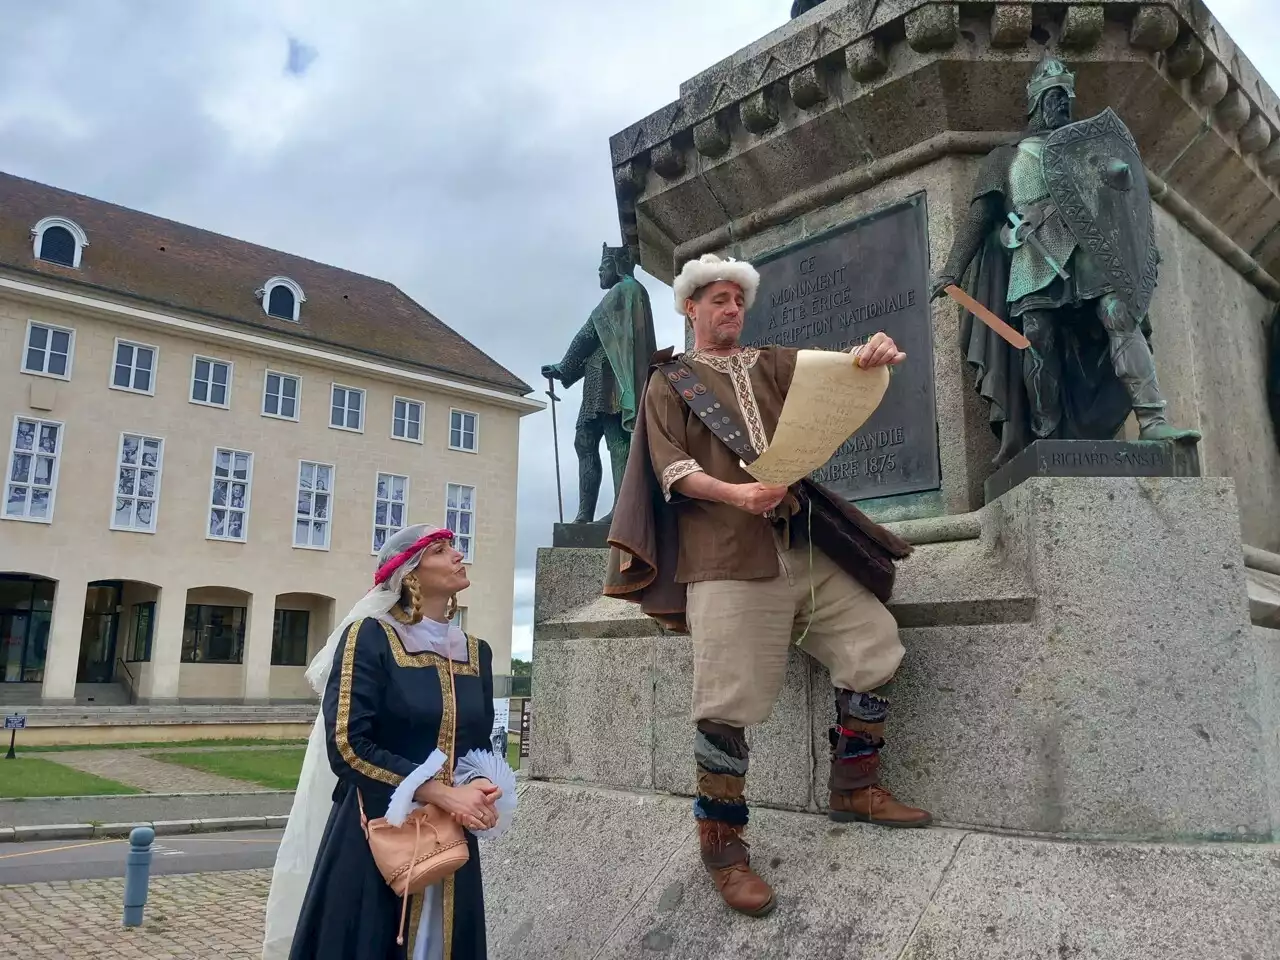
[933,56,1199,466]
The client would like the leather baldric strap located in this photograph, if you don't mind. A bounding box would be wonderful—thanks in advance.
[656,359,758,464]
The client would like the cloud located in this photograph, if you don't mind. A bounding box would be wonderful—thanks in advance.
[0,1,1274,665]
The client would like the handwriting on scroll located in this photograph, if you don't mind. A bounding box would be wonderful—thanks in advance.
[743,350,889,487]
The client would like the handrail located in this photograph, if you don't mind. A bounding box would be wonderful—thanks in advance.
[115,658,138,705]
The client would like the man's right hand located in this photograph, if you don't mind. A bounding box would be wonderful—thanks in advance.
[731,482,790,515]
[540,363,561,381]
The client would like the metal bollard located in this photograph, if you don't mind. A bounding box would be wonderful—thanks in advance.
[122,826,155,928]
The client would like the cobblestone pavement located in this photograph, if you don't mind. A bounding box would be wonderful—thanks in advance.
[0,868,270,958]
[41,750,265,794]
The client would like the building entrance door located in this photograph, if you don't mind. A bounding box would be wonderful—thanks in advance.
[78,582,122,684]
[0,575,54,683]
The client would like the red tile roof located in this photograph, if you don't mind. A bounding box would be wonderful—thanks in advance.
[0,171,531,394]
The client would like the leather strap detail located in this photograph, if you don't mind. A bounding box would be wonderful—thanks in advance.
[657,359,758,464]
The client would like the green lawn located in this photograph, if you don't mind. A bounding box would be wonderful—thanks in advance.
[151,741,520,791]
[0,757,140,798]
[152,747,306,790]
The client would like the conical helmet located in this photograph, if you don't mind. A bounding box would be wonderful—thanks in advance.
[1027,56,1076,116]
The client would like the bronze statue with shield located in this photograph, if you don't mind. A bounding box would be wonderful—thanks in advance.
[933,56,1199,466]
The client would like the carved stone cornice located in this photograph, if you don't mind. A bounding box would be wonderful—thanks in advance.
[609,0,1280,296]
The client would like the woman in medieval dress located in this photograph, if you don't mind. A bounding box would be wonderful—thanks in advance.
[261,523,517,960]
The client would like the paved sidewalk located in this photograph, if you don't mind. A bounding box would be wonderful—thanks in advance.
[0,868,270,958]
[42,750,266,794]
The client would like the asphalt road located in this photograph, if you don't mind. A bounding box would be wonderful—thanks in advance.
[0,829,282,885]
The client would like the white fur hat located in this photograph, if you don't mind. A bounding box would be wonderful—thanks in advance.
[672,254,760,315]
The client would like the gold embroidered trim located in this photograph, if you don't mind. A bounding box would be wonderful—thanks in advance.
[443,875,455,958]
[335,622,403,786]
[660,458,703,499]
[379,620,480,677]
[686,347,759,372]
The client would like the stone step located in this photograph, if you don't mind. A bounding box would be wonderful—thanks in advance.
[484,780,1280,960]
[13,704,317,727]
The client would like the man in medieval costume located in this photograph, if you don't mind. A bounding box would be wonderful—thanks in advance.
[606,254,927,919]
[932,56,1199,465]
[542,243,657,523]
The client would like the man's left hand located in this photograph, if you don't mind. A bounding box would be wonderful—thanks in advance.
[853,332,907,368]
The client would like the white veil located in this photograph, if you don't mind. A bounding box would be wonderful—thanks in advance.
[261,524,443,960]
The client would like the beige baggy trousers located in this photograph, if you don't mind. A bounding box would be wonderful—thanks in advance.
[686,538,903,728]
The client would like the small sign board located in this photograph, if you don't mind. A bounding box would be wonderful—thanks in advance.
[490,698,510,756]
[519,700,532,759]
[3,715,26,730]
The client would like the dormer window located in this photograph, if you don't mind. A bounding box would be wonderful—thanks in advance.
[31,217,88,269]
[259,276,305,322]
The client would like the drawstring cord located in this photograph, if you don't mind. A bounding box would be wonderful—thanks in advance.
[396,817,426,946]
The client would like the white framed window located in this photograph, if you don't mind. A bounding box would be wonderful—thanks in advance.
[450,606,468,631]
[191,356,232,408]
[392,397,424,443]
[4,417,62,523]
[263,370,300,421]
[259,276,306,323]
[21,321,74,380]
[208,447,253,542]
[372,472,408,554]
[31,216,88,269]
[445,483,475,562]
[330,384,364,432]
[111,434,163,533]
[110,340,157,396]
[449,409,478,453]
[294,461,333,550]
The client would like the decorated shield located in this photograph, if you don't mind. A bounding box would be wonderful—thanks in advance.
[1042,107,1159,319]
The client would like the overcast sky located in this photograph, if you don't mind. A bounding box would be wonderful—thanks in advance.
[0,1,1274,661]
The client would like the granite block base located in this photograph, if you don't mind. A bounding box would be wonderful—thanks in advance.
[552,522,611,549]
[531,478,1277,841]
[984,438,1201,503]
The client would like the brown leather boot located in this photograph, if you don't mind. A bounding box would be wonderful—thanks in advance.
[698,820,776,917]
[828,785,932,827]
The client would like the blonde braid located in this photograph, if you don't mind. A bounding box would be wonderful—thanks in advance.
[392,573,425,625]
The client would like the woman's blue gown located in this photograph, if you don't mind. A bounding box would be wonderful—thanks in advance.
[289,617,495,959]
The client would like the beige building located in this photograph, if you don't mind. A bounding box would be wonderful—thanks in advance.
[0,172,540,706]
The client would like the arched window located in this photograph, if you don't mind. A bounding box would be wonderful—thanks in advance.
[31,217,89,269]
[267,285,295,320]
[259,276,305,322]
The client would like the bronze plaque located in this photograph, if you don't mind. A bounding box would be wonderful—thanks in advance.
[741,194,940,501]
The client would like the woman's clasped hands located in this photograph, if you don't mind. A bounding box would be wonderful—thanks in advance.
[416,778,502,832]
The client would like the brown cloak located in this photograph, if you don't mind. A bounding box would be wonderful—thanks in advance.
[603,349,912,634]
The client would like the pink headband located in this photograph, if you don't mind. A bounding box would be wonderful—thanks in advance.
[373,529,455,586]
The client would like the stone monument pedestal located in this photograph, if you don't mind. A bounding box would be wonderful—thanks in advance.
[531,476,1279,841]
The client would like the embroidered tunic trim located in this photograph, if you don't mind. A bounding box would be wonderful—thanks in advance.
[686,349,768,454]
[661,458,704,499]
